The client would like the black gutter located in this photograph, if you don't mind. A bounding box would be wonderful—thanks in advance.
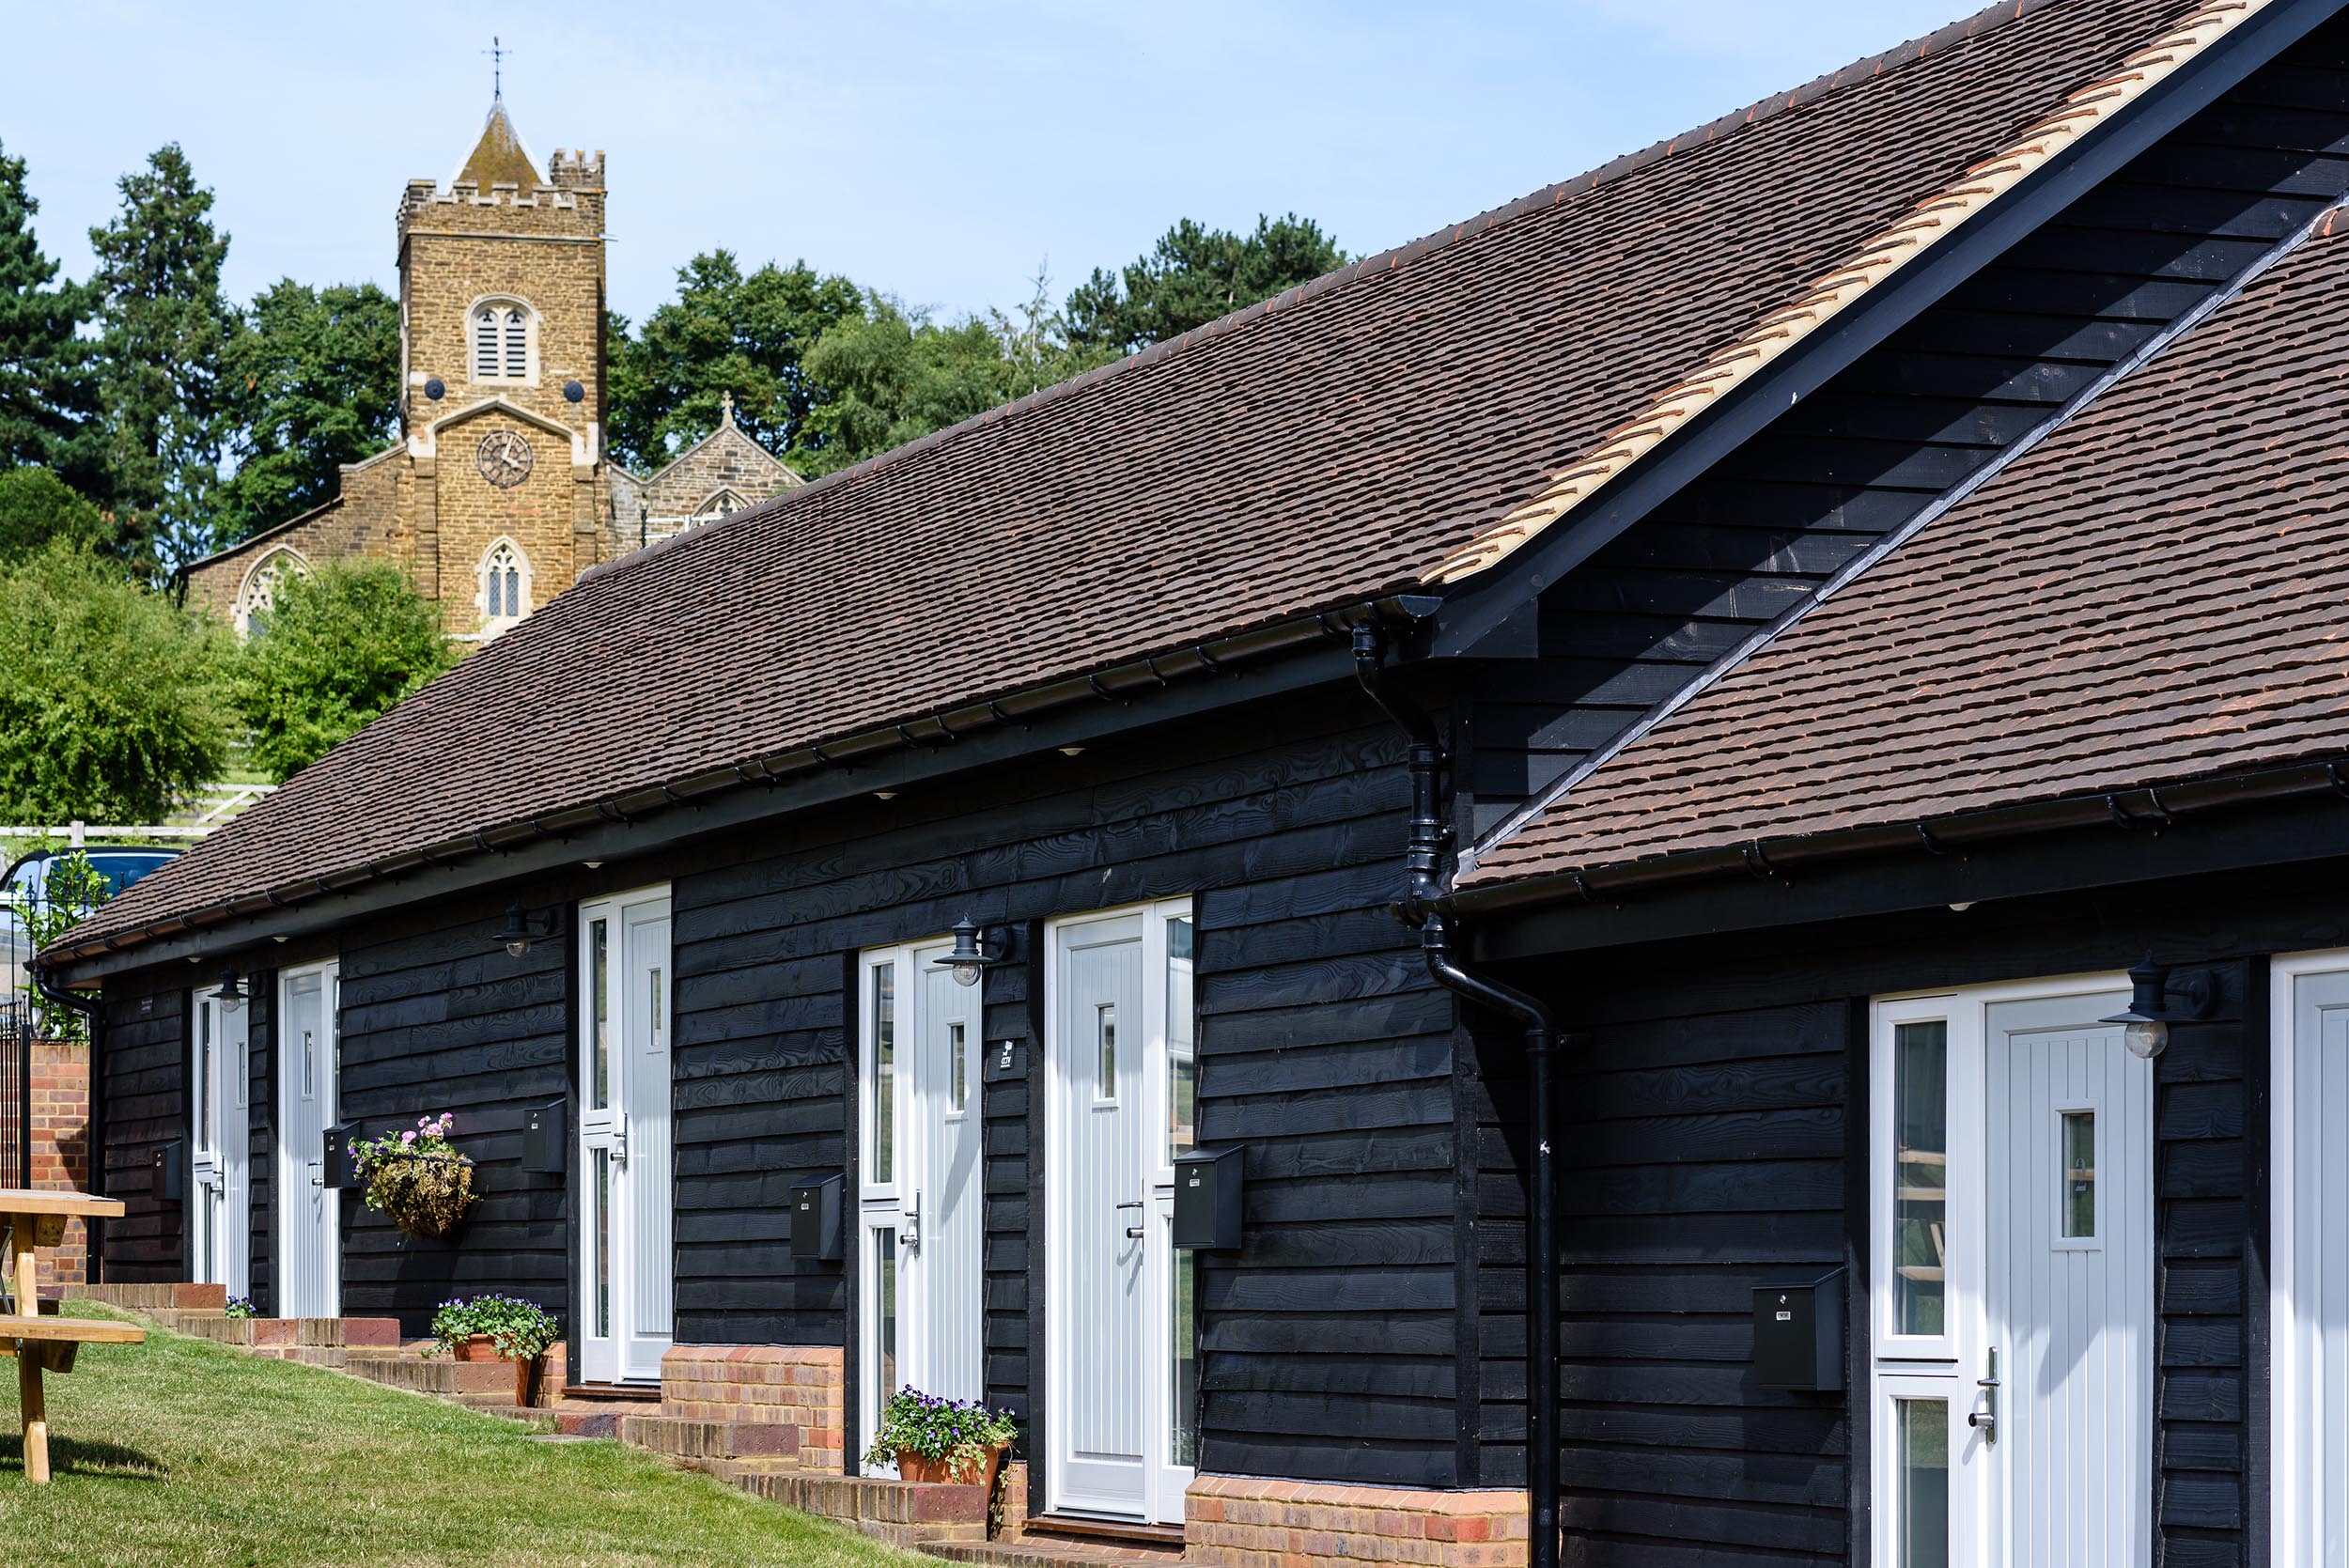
[1352,624,1561,1568]
[1451,750,2349,920]
[43,596,1431,975]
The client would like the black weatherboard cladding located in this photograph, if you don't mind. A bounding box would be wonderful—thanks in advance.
[98,976,183,1282]
[333,894,572,1329]
[1474,853,2318,1566]
[665,688,1463,1485]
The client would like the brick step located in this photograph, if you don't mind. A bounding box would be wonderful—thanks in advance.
[923,1543,1184,1568]
[474,1403,627,1438]
[617,1412,802,1463]
[344,1350,514,1396]
[739,1472,988,1548]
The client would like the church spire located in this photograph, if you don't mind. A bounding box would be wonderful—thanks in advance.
[458,96,542,190]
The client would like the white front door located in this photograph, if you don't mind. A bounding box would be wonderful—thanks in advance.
[190,986,250,1299]
[1869,979,2151,1565]
[276,962,339,1318]
[576,887,673,1385]
[856,940,986,1465]
[1047,901,1194,1524]
[2272,953,2349,1564]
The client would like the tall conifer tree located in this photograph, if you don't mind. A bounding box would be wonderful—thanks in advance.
[0,140,99,487]
[89,143,236,577]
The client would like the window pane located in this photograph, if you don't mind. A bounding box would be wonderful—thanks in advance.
[1170,1245,1197,1467]
[594,1148,612,1337]
[474,313,495,378]
[872,966,895,1185]
[877,1230,898,1397]
[1893,1019,1948,1336]
[194,1004,212,1157]
[1167,915,1195,1160]
[949,1021,967,1113]
[505,311,528,377]
[648,966,664,1053]
[1897,1398,1949,1568]
[1097,1002,1117,1101]
[2062,1110,2096,1239]
[590,920,610,1110]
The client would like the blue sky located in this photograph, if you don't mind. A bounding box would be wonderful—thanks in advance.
[8,1,1968,327]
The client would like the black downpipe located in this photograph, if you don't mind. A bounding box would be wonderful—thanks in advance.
[31,967,105,1280]
[1353,626,1561,1568]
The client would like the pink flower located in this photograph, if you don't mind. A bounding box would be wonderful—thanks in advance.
[400,1130,416,1145]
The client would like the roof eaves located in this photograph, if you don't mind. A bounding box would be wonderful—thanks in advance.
[1423,0,2271,586]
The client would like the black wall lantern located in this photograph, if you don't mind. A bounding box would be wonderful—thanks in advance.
[931,918,1010,987]
[495,903,561,958]
[215,969,246,1013]
[2099,955,2214,1060]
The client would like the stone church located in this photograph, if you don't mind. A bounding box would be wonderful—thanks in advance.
[183,100,801,637]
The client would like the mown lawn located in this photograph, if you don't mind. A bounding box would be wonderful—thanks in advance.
[0,1303,912,1568]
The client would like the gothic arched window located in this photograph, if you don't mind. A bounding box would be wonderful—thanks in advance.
[233,547,310,638]
[470,299,535,384]
[477,538,531,629]
[693,488,747,522]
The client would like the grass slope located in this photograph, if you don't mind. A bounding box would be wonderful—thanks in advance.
[0,1305,910,1568]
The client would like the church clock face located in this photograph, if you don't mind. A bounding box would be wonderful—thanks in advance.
[475,429,535,489]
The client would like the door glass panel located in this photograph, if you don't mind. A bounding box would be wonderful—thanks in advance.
[594,1148,612,1337]
[589,919,610,1109]
[872,965,895,1185]
[194,1005,212,1157]
[302,1027,316,1100]
[1896,1398,1949,1567]
[1167,915,1195,1160]
[877,1229,898,1396]
[2062,1110,2096,1239]
[1170,1246,1197,1466]
[949,1021,968,1114]
[1893,1019,1948,1335]
[1096,1002,1117,1102]
[647,966,664,1054]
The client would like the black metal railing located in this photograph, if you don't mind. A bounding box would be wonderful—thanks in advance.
[0,998,30,1190]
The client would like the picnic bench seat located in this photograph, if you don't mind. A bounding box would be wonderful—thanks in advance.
[0,1189,141,1483]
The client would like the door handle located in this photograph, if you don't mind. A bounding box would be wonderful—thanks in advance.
[903,1190,922,1253]
[610,1124,629,1168]
[1968,1345,1999,1443]
[305,1158,323,1188]
[1115,1199,1145,1240]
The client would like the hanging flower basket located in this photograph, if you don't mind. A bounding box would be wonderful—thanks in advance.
[352,1114,478,1239]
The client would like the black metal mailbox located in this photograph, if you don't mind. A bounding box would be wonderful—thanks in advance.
[319,1123,360,1189]
[521,1099,566,1173]
[1172,1147,1244,1251]
[151,1139,184,1203]
[790,1174,845,1262]
[1753,1277,1844,1390]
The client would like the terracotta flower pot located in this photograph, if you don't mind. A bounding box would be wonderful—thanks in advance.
[453,1333,497,1362]
[894,1441,1008,1492]
[514,1352,541,1406]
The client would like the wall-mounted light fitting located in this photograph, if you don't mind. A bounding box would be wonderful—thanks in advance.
[215,969,246,1013]
[2099,955,2213,1060]
[495,903,560,959]
[932,918,1010,988]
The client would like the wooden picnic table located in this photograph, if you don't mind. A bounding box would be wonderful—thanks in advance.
[0,1189,142,1483]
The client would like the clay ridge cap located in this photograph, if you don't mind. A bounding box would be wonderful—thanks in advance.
[577,0,2065,593]
[1425,0,2268,585]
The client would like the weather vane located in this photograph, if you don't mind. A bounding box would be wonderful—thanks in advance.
[484,36,510,100]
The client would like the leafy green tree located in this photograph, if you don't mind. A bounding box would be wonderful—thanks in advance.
[607,252,863,470]
[0,466,112,563]
[0,140,99,487]
[1066,213,1346,355]
[16,850,108,1041]
[88,143,237,578]
[988,263,1119,402]
[789,298,1014,477]
[0,541,228,822]
[213,279,400,546]
[232,558,455,782]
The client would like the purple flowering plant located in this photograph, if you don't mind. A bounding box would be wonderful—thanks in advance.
[863,1385,1018,1470]
[223,1295,257,1320]
[429,1293,560,1360]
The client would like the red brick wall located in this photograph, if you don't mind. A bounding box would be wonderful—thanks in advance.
[30,1038,89,1292]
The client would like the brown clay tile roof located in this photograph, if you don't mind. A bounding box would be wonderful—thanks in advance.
[1463,212,2349,891]
[61,0,2205,959]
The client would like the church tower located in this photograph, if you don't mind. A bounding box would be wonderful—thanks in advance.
[179,91,800,638]
[395,100,608,630]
